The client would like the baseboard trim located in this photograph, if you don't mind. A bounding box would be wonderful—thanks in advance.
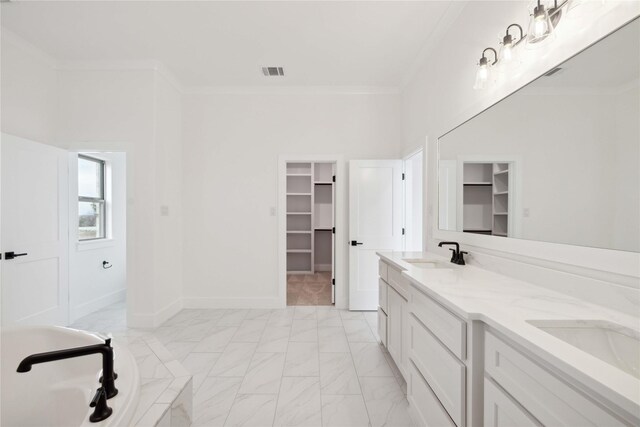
[155,298,184,326]
[70,289,126,323]
[182,297,283,309]
[127,298,183,328]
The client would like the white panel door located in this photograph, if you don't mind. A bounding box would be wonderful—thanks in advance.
[1,134,69,326]
[349,160,402,310]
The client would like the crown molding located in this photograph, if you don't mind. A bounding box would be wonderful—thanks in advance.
[181,85,400,95]
[55,59,184,93]
[1,27,57,66]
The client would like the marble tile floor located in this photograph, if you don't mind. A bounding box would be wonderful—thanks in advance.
[287,272,333,306]
[71,302,414,427]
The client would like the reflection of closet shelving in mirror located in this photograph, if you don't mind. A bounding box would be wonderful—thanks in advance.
[462,162,513,236]
[492,163,510,237]
[463,163,493,234]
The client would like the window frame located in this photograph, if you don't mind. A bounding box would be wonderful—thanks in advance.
[78,154,107,241]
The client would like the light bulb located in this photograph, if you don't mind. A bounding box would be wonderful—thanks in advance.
[526,3,555,47]
[534,17,548,37]
[473,59,490,90]
[478,65,488,80]
[502,44,513,62]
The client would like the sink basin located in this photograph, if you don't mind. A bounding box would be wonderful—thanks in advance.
[402,258,452,269]
[527,319,640,379]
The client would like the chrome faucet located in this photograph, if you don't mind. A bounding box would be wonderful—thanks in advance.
[17,337,118,422]
[438,241,468,265]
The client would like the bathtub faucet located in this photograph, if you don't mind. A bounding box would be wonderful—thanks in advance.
[16,338,119,399]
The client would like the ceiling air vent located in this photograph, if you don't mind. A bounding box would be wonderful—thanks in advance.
[262,67,285,77]
[544,67,563,77]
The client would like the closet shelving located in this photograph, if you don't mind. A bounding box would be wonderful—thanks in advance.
[462,162,511,237]
[286,162,334,274]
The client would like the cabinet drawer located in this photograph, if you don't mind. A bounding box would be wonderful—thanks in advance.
[378,278,388,314]
[378,260,388,282]
[388,266,409,298]
[377,308,387,347]
[408,362,456,427]
[485,331,626,427]
[484,378,541,427]
[410,287,466,360]
[409,315,465,427]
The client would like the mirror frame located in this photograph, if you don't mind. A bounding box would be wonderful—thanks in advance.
[434,16,640,279]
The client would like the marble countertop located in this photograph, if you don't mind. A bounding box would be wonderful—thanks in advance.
[377,251,640,419]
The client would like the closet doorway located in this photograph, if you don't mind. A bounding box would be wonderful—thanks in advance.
[285,161,336,306]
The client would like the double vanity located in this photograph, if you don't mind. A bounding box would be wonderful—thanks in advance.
[377,251,640,427]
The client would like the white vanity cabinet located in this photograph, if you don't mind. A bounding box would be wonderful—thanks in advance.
[408,284,468,427]
[377,253,640,427]
[378,259,409,378]
[484,331,631,427]
[386,285,404,368]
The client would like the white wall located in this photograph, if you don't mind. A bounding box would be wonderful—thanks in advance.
[152,73,183,318]
[68,152,127,322]
[0,28,57,144]
[2,27,184,327]
[181,92,401,307]
[56,67,184,327]
[401,1,640,314]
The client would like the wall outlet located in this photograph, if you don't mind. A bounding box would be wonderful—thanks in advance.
[270,207,276,216]
[160,205,170,216]
[523,208,530,218]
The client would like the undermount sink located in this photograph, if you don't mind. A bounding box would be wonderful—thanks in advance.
[527,319,640,379]
[402,258,452,269]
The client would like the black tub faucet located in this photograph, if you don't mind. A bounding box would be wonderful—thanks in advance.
[17,338,118,399]
[438,241,468,265]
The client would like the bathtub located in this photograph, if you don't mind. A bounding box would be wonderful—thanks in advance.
[1,326,140,427]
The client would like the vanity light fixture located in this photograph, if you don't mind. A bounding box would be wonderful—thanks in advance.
[473,48,497,90]
[499,24,524,65]
[527,0,555,44]
[526,0,570,46]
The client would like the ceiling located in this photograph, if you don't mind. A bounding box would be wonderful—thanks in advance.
[1,1,457,89]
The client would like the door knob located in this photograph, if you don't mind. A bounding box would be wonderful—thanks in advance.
[4,251,28,260]
[350,240,363,246]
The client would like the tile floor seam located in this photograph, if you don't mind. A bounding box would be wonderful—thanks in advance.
[339,314,370,427]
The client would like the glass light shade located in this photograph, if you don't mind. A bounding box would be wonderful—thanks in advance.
[526,4,555,47]
[498,41,522,73]
[473,62,490,90]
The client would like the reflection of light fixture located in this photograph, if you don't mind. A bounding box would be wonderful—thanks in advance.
[499,24,524,65]
[474,48,497,90]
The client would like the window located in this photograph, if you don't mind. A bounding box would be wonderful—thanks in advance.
[78,155,106,240]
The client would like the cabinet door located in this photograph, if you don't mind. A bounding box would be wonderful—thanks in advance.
[484,378,541,427]
[378,307,387,347]
[387,286,403,368]
[400,296,409,378]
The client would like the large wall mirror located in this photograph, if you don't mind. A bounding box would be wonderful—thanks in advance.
[438,18,639,253]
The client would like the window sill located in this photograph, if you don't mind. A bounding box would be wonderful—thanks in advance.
[76,238,117,252]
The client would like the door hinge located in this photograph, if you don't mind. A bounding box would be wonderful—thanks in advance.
[332,227,335,234]
[402,173,405,180]
[332,278,335,285]
[402,228,405,235]
[332,175,335,183]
